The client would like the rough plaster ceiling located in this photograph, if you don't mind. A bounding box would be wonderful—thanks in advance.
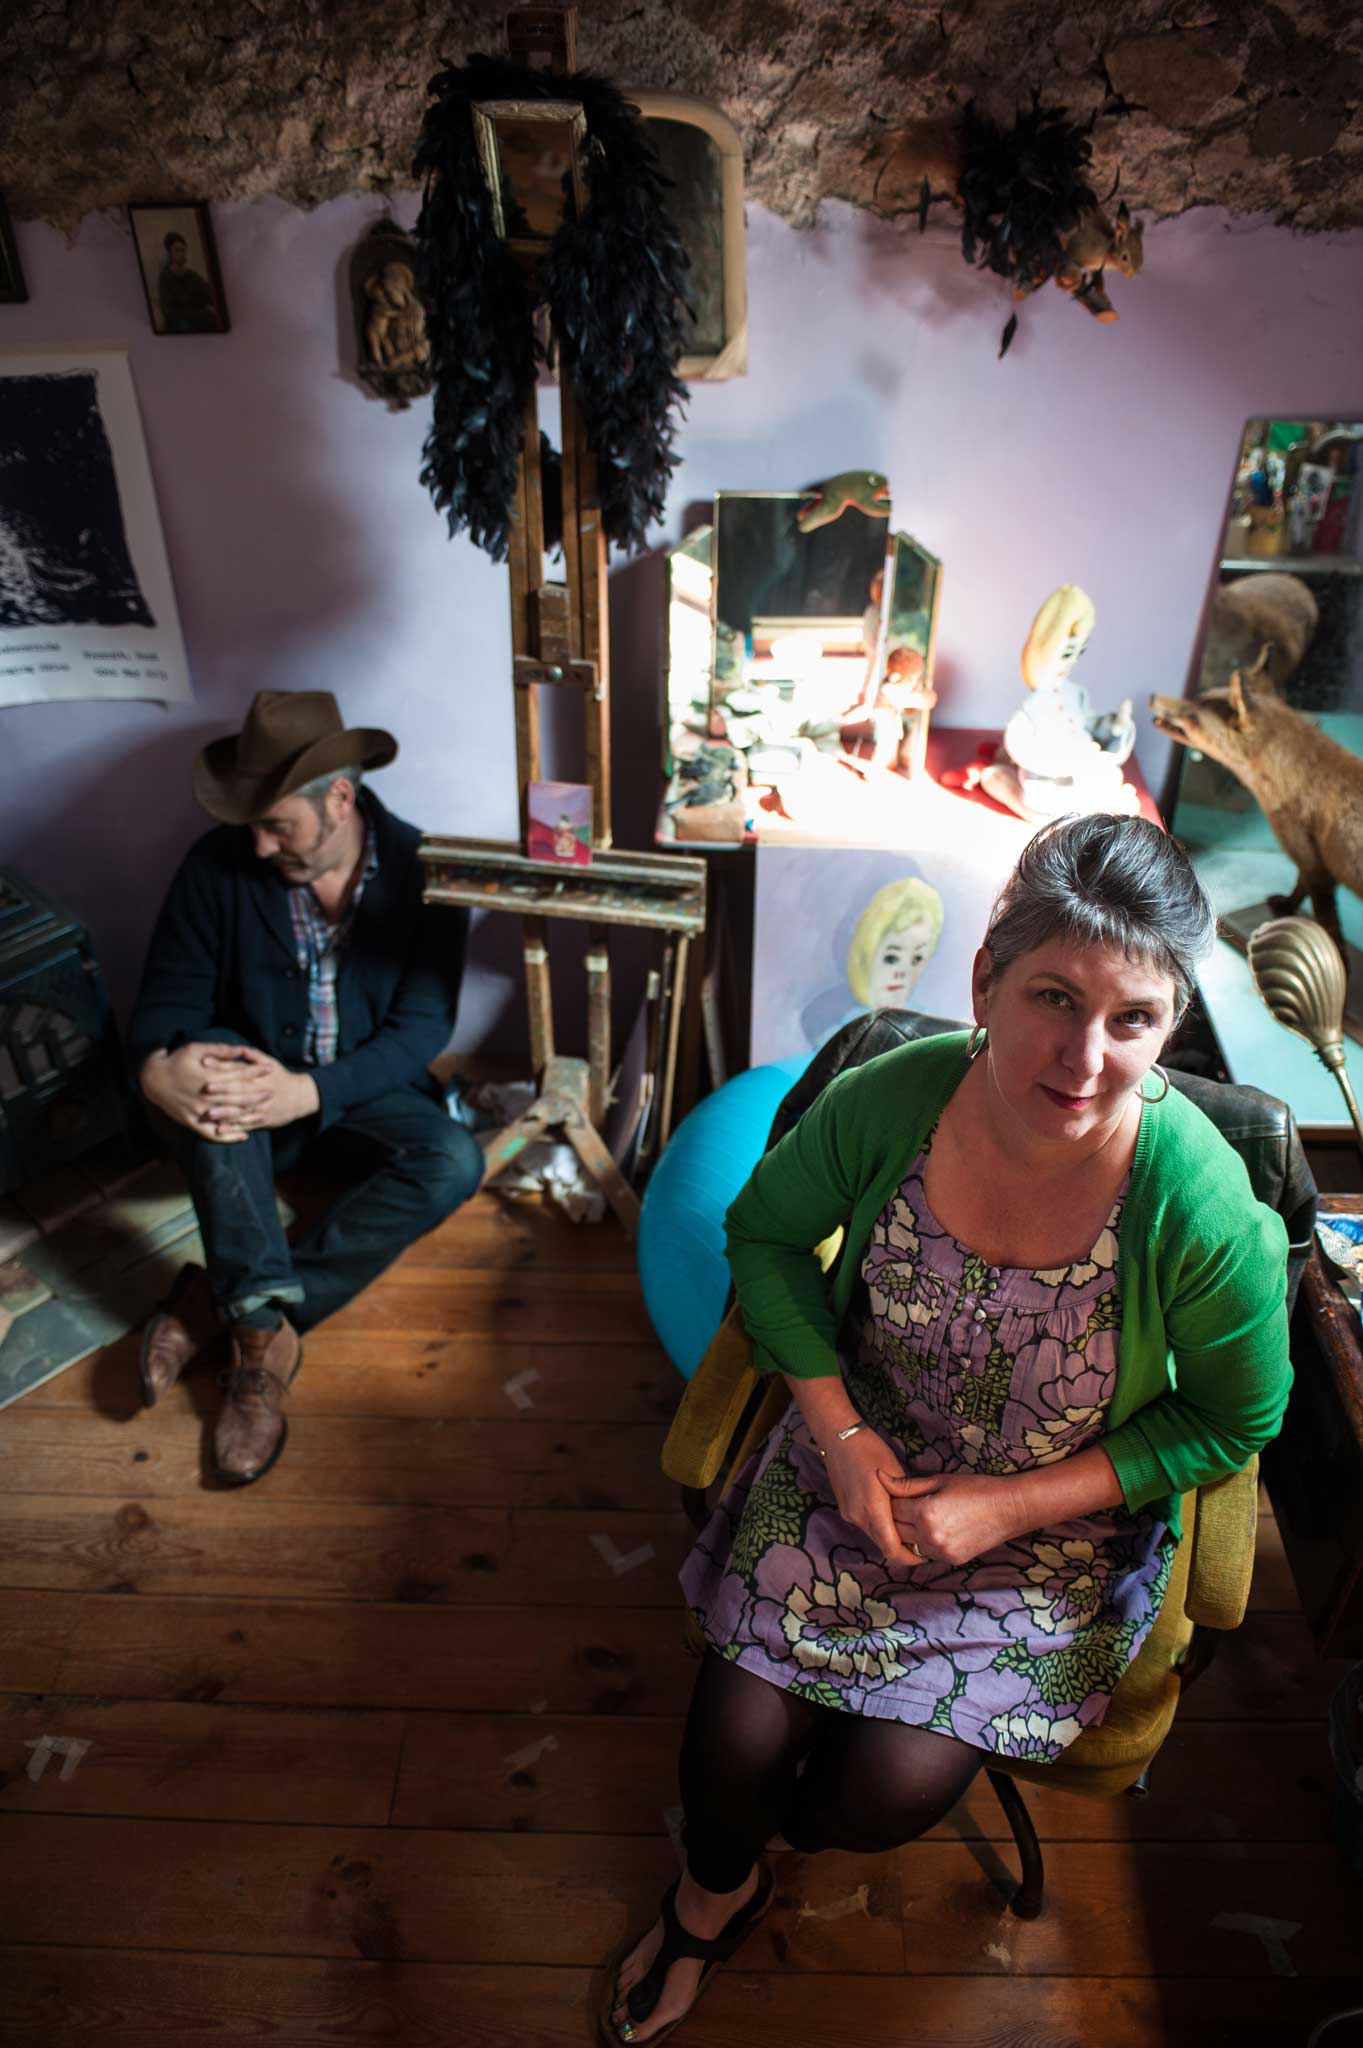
[4,0,1363,235]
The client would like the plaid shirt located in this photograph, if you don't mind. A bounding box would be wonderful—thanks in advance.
[285,812,379,1067]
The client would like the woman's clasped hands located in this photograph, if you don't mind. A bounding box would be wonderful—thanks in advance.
[822,1424,1032,1570]
[879,1467,1031,1570]
[819,1426,920,1570]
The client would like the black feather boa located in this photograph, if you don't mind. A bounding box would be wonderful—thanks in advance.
[413,55,690,561]
[957,94,1097,295]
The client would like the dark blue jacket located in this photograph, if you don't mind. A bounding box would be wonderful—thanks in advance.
[126,793,467,1131]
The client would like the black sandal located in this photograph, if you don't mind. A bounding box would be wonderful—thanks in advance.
[597,1859,774,2046]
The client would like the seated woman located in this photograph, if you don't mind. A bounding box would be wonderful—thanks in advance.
[600,813,1291,2045]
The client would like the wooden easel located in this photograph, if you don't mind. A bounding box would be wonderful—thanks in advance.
[428,5,704,1234]
[420,838,707,1228]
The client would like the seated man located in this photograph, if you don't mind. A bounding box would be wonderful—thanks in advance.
[126,688,481,1486]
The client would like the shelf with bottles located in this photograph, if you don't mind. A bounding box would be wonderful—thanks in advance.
[1219,555,1363,576]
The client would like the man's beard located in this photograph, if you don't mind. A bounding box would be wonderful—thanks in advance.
[272,813,339,883]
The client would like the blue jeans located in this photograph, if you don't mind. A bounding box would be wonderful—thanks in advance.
[153,1035,483,1331]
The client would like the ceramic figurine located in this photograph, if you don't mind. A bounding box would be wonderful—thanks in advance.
[351,219,433,410]
[839,646,938,779]
[365,263,431,378]
[797,471,891,533]
[981,584,1138,822]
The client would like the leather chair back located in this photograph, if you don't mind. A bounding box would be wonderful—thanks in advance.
[766,1008,1317,1313]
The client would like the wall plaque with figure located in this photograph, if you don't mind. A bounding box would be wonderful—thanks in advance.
[350,219,433,409]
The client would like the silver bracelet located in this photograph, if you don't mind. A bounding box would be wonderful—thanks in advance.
[817,1421,867,1458]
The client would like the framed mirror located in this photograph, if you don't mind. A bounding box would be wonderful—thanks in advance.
[882,531,943,779]
[885,532,941,672]
[472,100,588,247]
[633,93,746,380]
[710,490,890,769]
[1163,416,1363,1108]
[713,490,889,639]
[662,488,898,786]
[1168,418,1363,934]
[664,523,714,772]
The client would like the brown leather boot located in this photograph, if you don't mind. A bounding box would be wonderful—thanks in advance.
[213,1317,301,1487]
[138,1264,222,1408]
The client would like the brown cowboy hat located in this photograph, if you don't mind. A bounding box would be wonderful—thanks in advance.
[193,690,398,825]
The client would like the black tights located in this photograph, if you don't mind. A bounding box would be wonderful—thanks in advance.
[679,1651,981,1894]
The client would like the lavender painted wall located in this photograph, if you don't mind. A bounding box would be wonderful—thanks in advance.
[2,192,1361,1052]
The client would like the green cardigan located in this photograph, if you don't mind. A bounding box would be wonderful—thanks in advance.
[724,1030,1291,1538]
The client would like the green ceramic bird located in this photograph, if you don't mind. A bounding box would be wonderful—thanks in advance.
[797,471,891,533]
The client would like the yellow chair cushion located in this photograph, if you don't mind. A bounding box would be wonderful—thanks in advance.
[662,1303,760,1491]
[1184,1459,1259,1629]
[988,1463,1257,1797]
[661,1229,841,1492]
[985,1495,1195,1798]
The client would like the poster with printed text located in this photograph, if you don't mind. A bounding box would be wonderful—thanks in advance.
[0,346,191,707]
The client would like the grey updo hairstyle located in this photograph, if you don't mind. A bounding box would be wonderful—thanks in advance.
[982,814,1215,1016]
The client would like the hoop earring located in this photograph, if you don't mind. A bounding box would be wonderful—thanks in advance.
[1138,1063,1169,1104]
[966,1024,987,1061]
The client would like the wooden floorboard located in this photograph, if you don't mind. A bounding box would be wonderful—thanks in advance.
[5,1952,1353,2048]
[1,1817,1358,1979]
[1,1189,1356,2045]
[0,1496,693,1604]
[0,1588,87,1693]
[316,1267,658,1342]
[22,1333,680,1422]
[387,1711,1337,1844]
[43,1593,696,1714]
[0,1696,405,1826]
[0,1697,1335,1844]
[1,1410,676,1510]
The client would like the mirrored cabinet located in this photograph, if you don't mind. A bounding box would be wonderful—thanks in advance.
[1164,416,1363,1131]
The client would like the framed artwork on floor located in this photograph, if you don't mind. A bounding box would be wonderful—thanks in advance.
[751,809,1036,1067]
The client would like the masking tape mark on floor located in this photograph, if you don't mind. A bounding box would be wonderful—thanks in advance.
[504,1733,560,1775]
[24,1736,92,1783]
[590,1532,656,1577]
[1211,1911,1302,1978]
[662,1803,686,1865]
[798,1884,870,1923]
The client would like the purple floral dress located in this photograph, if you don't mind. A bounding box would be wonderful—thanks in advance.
[681,1145,1171,1763]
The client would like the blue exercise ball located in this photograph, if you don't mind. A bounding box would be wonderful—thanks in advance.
[639,1053,811,1379]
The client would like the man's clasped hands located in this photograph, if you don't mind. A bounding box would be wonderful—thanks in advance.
[140,1043,321,1143]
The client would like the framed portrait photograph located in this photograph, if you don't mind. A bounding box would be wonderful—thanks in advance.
[0,193,27,304]
[127,202,229,335]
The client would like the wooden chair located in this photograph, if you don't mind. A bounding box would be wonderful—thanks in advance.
[660,1008,1316,1918]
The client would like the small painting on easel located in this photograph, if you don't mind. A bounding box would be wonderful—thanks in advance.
[528,780,593,866]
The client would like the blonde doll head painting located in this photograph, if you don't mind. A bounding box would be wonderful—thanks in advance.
[846,877,944,1010]
[799,874,946,1049]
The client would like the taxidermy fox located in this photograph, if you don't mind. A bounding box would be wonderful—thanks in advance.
[1152,651,1363,958]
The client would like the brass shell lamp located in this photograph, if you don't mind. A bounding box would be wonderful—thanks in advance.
[1247,915,1363,1155]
